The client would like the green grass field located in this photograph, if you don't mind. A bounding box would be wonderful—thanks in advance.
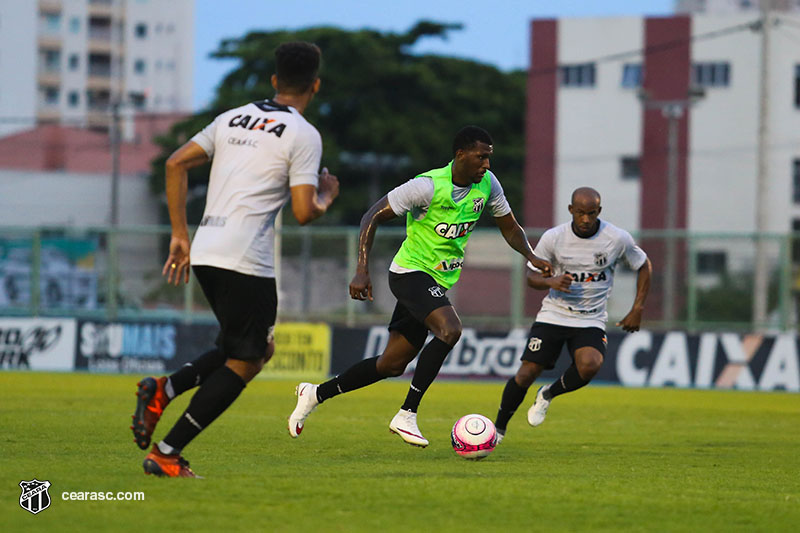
[1,372,799,532]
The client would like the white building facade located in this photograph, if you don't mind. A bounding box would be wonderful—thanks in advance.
[524,12,800,322]
[0,0,193,136]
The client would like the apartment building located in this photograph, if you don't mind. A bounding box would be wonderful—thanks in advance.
[0,0,193,137]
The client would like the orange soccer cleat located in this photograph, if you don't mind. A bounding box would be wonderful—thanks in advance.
[131,377,171,450]
[142,445,199,478]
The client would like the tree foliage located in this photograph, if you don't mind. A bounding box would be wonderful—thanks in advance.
[150,22,527,225]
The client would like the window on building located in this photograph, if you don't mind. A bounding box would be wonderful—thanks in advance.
[129,92,146,109]
[68,54,79,71]
[621,64,642,88]
[70,16,80,33]
[696,251,726,275]
[135,23,147,38]
[794,159,800,204]
[88,16,111,40]
[42,49,61,72]
[86,89,110,109]
[88,53,111,76]
[68,91,79,107]
[559,63,596,88]
[43,87,59,106]
[794,65,800,109]
[134,59,146,74]
[692,62,730,87]
[620,157,640,180]
[42,13,61,34]
[792,219,800,264]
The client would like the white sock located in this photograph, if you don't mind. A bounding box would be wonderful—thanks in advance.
[165,378,176,400]
[157,441,178,455]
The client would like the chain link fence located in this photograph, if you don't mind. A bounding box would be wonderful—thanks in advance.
[0,224,796,332]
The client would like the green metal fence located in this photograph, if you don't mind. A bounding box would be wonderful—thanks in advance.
[0,225,796,332]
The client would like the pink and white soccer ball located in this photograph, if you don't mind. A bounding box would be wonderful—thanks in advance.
[451,414,497,459]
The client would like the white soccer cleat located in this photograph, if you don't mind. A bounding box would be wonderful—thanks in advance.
[389,409,429,447]
[527,385,551,427]
[288,382,319,438]
[495,430,505,445]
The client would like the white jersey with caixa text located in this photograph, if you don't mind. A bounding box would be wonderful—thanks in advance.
[528,220,647,330]
[189,99,322,277]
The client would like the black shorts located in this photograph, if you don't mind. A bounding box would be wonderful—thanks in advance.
[387,271,451,350]
[193,265,277,361]
[521,322,607,370]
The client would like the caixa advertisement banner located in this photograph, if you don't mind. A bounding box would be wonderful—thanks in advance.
[331,326,800,392]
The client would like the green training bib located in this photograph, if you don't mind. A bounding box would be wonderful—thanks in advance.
[393,161,492,289]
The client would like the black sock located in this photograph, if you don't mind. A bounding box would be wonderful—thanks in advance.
[546,364,589,400]
[317,356,382,403]
[167,348,226,398]
[400,337,453,413]
[495,377,530,432]
[162,365,246,452]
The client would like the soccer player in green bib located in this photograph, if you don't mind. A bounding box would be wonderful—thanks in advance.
[289,126,551,446]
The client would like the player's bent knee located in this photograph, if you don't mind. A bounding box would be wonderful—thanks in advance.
[437,324,462,347]
[264,341,275,365]
[516,362,541,388]
[578,355,603,379]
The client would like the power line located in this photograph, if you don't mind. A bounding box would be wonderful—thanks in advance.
[528,18,760,77]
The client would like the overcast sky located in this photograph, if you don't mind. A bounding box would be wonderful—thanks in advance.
[192,0,675,110]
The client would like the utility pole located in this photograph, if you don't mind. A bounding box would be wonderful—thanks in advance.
[663,103,683,323]
[638,89,705,324]
[752,3,773,328]
[110,101,121,226]
[109,0,124,226]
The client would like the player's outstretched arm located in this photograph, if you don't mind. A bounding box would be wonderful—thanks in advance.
[493,212,552,276]
[290,167,339,225]
[616,257,652,332]
[349,195,397,301]
[163,141,209,285]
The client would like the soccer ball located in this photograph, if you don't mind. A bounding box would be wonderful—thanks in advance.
[451,414,497,460]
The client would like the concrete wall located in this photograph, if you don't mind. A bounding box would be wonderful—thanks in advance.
[0,169,159,226]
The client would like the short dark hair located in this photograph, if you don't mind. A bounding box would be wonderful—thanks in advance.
[452,125,493,155]
[275,41,321,94]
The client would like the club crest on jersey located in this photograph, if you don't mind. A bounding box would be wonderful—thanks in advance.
[594,252,608,267]
[428,286,445,298]
[434,221,477,239]
[19,479,51,515]
[528,337,542,352]
[472,197,485,213]
[228,115,286,137]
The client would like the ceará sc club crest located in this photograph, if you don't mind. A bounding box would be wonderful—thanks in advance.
[19,479,51,515]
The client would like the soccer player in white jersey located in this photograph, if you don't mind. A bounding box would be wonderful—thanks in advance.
[288,126,551,447]
[130,42,339,477]
[493,187,651,442]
